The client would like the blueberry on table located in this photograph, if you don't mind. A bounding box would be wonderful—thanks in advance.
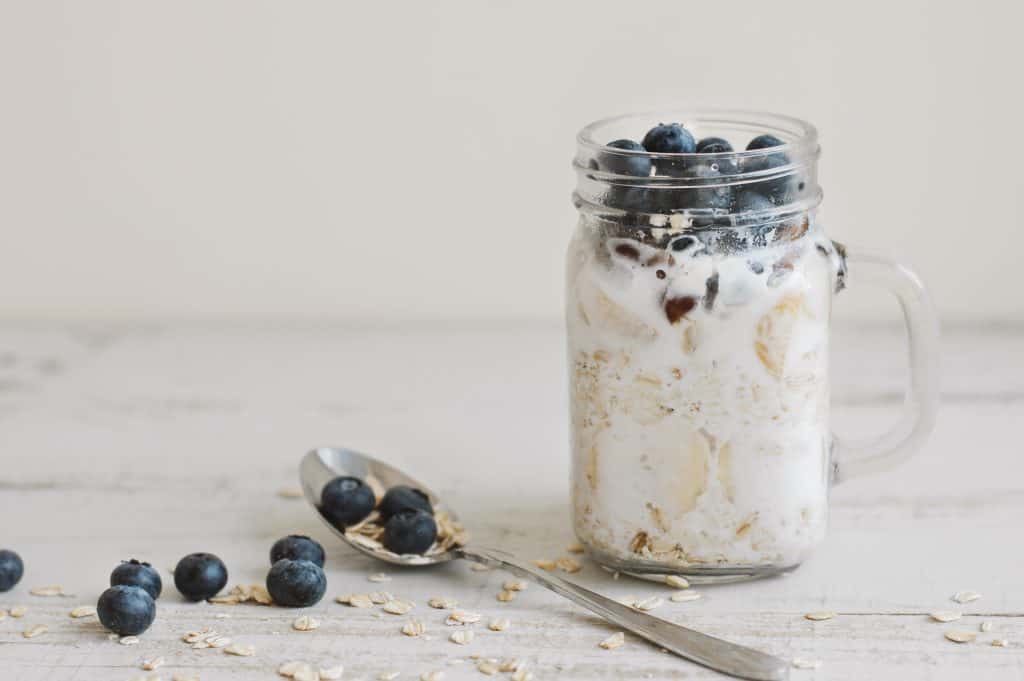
[0,549,24,592]
[598,139,652,177]
[382,509,438,555]
[173,552,228,602]
[270,535,325,568]
[696,137,734,154]
[379,485,433,522]
[265,559,327,607]
[110,559,162,600]
[642,123,696,154]
[97,585,156,636]
[320,476,376,528]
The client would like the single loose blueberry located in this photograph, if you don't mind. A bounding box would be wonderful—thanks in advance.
[696,137,734,154]
[265,558,327,607]
[173,552,228,602]
[381,509,437,555]
[96,585,156,636]
[320,476,376,528]
[270,535,325,568]
[0,549,24,592]
[378,485,433,523]
[598,139,652,177]
[110,559,162,600]
[642,123,696,154]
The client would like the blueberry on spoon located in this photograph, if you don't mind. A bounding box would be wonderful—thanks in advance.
[382,509,437,555]
[321,476,376,528]
[379,485,432,522]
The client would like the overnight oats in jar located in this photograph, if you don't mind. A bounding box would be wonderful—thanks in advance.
[567,111,845,577]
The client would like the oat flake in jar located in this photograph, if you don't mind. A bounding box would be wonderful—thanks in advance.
[566,110,939,580]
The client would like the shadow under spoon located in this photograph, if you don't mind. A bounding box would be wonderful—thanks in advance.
[300,446,789,681]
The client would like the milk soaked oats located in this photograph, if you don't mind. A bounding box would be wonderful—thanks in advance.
[567,114,844,574]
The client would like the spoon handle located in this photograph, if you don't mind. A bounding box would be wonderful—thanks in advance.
[457,546,789,681]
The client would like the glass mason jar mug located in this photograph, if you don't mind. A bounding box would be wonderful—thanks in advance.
[566,110,939,578]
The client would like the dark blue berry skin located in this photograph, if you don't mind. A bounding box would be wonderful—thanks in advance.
[742,135,799,204]
[270,535,325,568]
[0,550,23,592]
[265,559,326,607]
[678,163,734,212]
[696,137,733,154]
[734,190,776,216]
[111,559,162,600]
[642,123,696,154]
[173,552,228,602]
[598,139,652,177]
[671,236,697,252]
[378,486,432,523]
[382,509,437,555]
[97,585,156,636]
[320,476,376,528]
[747,134,785,150]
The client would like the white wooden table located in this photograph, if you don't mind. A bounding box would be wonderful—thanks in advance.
[0,323,1021,681]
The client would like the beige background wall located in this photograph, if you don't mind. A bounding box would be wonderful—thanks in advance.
[1,0,1020,323]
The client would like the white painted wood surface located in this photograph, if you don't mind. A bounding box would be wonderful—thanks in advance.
[0,323,1021,681]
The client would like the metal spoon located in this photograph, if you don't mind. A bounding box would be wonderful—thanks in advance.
[300,446,789,681]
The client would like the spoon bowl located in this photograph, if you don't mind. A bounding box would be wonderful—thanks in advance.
[300,446,459,566]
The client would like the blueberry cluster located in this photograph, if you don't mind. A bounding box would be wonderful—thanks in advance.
[321,477,438,555]
[266,535,327,607]
[97,559,162,635]
[595,122,803,218]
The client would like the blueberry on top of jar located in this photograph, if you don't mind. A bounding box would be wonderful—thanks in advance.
[599,139,652,177]
[642,123,696,154]
[746,134,785,150]
[379,485,433,523]
[696,137,734,154]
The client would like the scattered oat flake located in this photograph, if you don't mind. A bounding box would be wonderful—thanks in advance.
[980,621,993,632]
[616,595,637,607]
[141,657,165,670]
[945,629,977,643]
[488,618,510,632]
[368,572,392,583]
[469,563,492,572]
[635,596,664,611]
[278,486,304,498]
[119,635,140,645]
[421,672,444,681]
[930,611,962,623]
[215,612,231,619]
[402,618,425,637]
[383,599,415,615]
[30,585,67,597]
[665,575,689,589]
[792,657,821,669]
[991,638,1009,647]
[319,664,344,679]
[503,579,527,592]
[206,635,232,648]
[22,624,47,638]
[183,627,215,643]
[600,632,625,650]
[225,642,256,656]
[450,629,474,645]
[511,670,533,681]
[294,667,320,681]
[278,661,309,676]
[69,605,96,618]
[476,661,499,675]
[531,559,557,571]
[498,659,522,672]
[804,611,835,621]
[556,557,582,573]
[293,615,321,631]
[446,610,481,625]
[379,673,401,681]
[369,591,393,604]
[428,597,457,609]
[952,591,981,604]
[341,593,375,608]
[497,589,516,602]
[566,541,585,554]
[172,674,201,681]
[670,590,702,602]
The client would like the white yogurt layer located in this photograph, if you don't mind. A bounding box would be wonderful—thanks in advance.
[566,218,837,570]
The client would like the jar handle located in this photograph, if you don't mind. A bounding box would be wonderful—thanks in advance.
[830,243,940,483]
